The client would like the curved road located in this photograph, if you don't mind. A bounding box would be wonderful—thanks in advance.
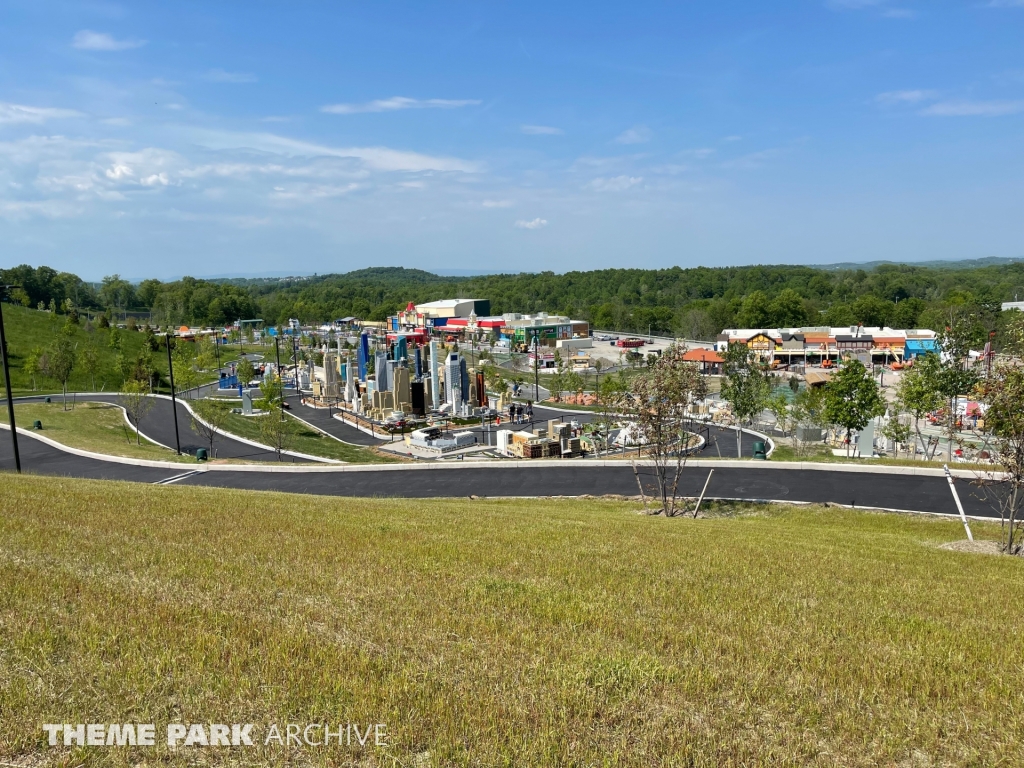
[0,415,999,520]
[15,394,311,463]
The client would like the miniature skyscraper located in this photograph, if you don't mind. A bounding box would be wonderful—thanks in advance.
[429,341,440,410]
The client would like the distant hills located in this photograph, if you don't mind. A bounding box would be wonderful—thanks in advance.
[809,256,1024,272]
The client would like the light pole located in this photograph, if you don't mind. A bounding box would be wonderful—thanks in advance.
[292,333,299,393]
[165,334,181,455]
[533,330,540,402]
[0,285,22,473]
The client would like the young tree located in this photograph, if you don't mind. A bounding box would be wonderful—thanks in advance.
[190,397,230,458]
[47,323,77,410]
[117,377,154,445]
[880,414,912,458]
[81,344,100,391]
[823,359,885,457]
[195,336,217,371]
[767,391,792,437]
[235,356,255,387]
[22,347,43,391]
[615,345,707,516]
[720,342,773,456]
[934,324,980,460]
[894,355,943,459]
[257,374,296,461]
[974,362,1024,554]
[172,343,200,398]
[792,385,827,456]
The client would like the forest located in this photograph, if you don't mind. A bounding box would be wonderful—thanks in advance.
[3,259,1023,345]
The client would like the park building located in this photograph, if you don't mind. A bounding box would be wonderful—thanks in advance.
[715,326,937,366]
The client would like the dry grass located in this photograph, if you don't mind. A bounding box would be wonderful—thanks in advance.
[1,476,1023,766]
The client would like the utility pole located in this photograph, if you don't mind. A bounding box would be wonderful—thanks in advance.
[0,285,22,473]
[165,334,181,455]
[533,330,540,402]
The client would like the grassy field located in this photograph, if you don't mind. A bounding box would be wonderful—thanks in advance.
[209,401,400,464]
[0,401,194,463]
[1,303,266,396]
[1,476,1022,766]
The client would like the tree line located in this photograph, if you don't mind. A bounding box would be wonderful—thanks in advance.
[4,260,1024,345]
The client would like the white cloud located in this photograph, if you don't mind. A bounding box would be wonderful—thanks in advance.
[72,30,145,51]
[987,0,1024,6]
[825,0,914,15]
[615,125,651,144]
[203,69,258,84]
[882,8,916,17]
[0,102,83,125]
[482,199,513,208]
[921,100,1024,116]
[722,135,742,142]
[321,96,480,115]
[588,175,643,192]
[875,89,937,104]
[515,218,547,229]
[189,129,482,173]
[680,147,716,159]
[521,124,563,135]
[722,149,782,170]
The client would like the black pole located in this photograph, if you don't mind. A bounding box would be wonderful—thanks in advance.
[166,336,181,455]
[533,331,540,402]
[293,334,299,393]
[0,293,22,473]
[275,336,281,374]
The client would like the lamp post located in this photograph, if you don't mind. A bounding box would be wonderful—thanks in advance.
[165,334,181,455]
[0,285,22,473]
[533,330,540,402]
[292,333,299,393]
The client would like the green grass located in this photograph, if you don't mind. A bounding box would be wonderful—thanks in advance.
[769,443,1000,471]
[0,304,269,395]
[2,305,160,393]
[0,401,194,463]
[1,475,1022,766]
[207,401,400,463]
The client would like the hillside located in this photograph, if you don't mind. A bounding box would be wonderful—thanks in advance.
[1,475,1022,765]
[0,304,165,396]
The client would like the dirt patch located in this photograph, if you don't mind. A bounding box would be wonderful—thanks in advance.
[937,539,1005,556]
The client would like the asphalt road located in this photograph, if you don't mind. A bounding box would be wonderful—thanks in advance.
[284,395,386,446]
[14,393,303,463]
[0,423,999,519]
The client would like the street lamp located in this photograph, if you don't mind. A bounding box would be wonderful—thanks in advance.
[0,284,22,473]
[533,329,540,403]
[164,333,181,455]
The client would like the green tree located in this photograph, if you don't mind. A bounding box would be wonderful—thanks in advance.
[22,347,44,391]
[236,357,255,387]
[933,323,980,460]
[117,378,154,445]
[792,385,828,455]
[720,342,773,455]
[190,397,230,458]
[894,355,943,459]
[257,374,296,461]
[880,415,912,458]
[81,344,100,391]
[974,362,1024,554]
[823,359,885,457]
[47,323,77,410]
[614,345,707,516]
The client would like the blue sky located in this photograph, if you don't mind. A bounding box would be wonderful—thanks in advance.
[0,0,1022,280]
